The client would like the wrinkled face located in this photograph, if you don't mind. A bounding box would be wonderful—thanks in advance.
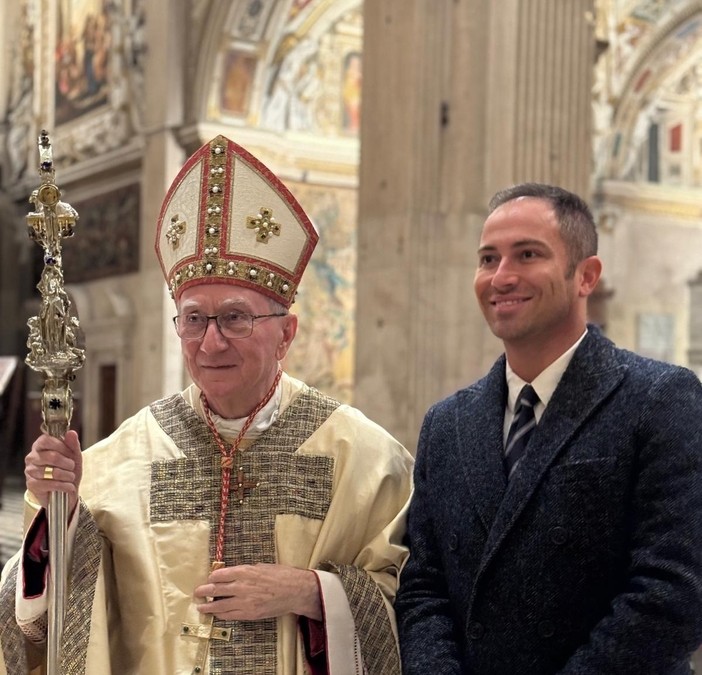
[177,284,297,418]
[473,197,587,353]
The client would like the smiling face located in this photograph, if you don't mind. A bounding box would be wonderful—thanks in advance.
[177,283,297,418]
[474,197,601,374]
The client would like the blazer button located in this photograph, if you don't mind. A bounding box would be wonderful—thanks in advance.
[448,533,459,551]
[549,526,568,545]
[468,622,485,640]
[538,620,555,638]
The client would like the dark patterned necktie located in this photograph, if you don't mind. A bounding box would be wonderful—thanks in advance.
[504,384,540,479]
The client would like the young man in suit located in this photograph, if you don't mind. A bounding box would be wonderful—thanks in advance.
[395,183,702,674]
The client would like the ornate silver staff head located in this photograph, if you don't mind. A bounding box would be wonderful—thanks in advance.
[25,130,85,437]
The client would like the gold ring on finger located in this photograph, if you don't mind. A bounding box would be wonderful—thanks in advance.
[43,466,54,480]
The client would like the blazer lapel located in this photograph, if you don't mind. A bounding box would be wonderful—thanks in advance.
[454,357,508,534]
[478,329,628,570]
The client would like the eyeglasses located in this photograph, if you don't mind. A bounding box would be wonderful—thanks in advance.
[173,311,288,340]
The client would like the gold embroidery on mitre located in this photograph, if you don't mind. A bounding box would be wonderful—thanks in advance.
[168,258,295,301]
[247,207,281,243]
[199,141,228,275]
[165,214,186,249]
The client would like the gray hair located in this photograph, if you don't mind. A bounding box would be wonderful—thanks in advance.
[266,296,289,315]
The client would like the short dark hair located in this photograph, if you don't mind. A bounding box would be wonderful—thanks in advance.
[488,183,598,275]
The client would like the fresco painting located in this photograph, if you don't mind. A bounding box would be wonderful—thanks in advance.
[55,0,111,125]
[220,50,258,116]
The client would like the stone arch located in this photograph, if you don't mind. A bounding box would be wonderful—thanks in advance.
[189,0,362,135]
[606,8,702,182]
[591,2,702,369]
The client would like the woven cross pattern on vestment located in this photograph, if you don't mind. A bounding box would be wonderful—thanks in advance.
[150,387,339,675]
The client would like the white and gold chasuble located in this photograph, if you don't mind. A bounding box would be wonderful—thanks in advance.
[0,374,413,675]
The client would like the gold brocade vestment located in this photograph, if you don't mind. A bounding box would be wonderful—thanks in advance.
[0,374,413,675]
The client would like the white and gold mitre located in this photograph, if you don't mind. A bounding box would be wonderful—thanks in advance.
[155,135,318,307]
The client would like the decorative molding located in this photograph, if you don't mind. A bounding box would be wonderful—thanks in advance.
[179,122,359,186]
[600,179,702,220]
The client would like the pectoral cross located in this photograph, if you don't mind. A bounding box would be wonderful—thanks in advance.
[182,561,232,674]
[220,458,259,504]
[234,465,259,504]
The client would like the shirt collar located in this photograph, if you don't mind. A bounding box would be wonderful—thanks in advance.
[505,328,588,412]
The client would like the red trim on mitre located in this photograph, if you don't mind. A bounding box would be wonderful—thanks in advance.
[155,135,319,307]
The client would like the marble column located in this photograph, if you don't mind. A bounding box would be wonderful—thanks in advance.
[132,0,188,408]
[356,0,596,449]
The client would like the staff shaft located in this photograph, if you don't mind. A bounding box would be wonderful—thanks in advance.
[46,493,67,674]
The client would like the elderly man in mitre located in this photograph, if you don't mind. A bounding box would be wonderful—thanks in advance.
[0,136,413,675]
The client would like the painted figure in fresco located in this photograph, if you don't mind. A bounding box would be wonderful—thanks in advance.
[54,1,111,124]
[341,52,362,134]
[221,51,256,115]
[261,36,320,132]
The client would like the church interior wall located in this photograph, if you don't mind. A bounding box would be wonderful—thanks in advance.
[598,181,702,364]
[592,2,702,383]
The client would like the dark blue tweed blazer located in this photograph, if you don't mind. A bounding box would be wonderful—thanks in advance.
[396,327,702,674]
